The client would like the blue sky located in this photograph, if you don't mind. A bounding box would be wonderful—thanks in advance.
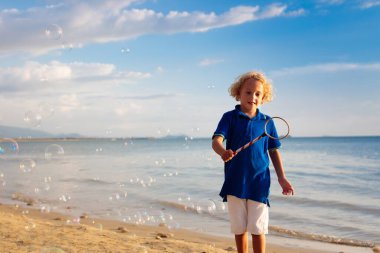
[0,0,379,137]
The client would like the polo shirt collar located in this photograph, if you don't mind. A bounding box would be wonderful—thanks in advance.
[234,105,266,120]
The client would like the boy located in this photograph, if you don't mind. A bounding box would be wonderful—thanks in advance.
[212,71,294,253]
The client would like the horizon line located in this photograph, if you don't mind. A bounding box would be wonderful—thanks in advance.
[5,135,380,141]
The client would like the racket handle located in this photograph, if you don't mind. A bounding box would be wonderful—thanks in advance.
[237,135,263,154]
[225,134,264,162]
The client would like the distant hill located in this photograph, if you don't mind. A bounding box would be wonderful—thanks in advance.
[160,134,189,139]
[0,125,82,138]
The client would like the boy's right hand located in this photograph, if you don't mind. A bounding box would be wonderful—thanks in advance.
[222,149,235,162]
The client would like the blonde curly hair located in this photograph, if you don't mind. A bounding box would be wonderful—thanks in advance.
[228,71,273,104]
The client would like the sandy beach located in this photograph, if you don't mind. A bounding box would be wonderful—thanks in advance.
[0,203,376,253]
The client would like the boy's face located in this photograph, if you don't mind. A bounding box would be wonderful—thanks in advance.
[238,78,264,113]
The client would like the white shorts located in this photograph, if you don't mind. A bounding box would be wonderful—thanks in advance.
[227,195,269,235]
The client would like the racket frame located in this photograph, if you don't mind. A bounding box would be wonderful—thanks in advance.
[227,116,290,161]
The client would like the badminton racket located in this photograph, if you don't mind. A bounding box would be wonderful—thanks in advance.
[226,117,290,162]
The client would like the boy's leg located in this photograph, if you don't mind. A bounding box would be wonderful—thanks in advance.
[246,200,268,253]
[252,234,265,253]
[235,232,248,253]
[227,195,249,253]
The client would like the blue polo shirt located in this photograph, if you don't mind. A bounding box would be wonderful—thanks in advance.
[213,105,281,205]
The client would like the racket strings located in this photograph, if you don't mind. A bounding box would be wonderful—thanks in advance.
[227,117,290,162]
[265,117,290,140]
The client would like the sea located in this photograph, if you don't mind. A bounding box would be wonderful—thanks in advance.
[0,136,379,249]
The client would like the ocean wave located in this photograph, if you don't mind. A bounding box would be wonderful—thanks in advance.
[9,192,63,207]
[58,177,114,185]
[157,199,376,248]
[271,195,379,216]
[269,225,375,248]
[11,192,36,205]
[157,199,228,220]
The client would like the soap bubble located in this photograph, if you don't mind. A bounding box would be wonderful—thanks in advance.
[39,204,51,213]
[0,138,19,156]
[195,198,216,214]
[131,211,144,225]
[191,127,201,134]
[24,110,42,127]
[160,212,179,230]
[176,193,194,211]
[59,194,71,202]
[24,221,36,231]
[61,41,74,51]
[19,158,36,173]
[121,48,130,54]
[163,170,178,177]
[177,194,191,203]
[127,175,141,184]
[0,173,6,188]
[108,191,128,201]
[45,144,64,160]
[38,102,55,118]
[213,199,227,214]
[139,175,155,187]
[66,217,80,225]
[154,158,166,166]
[45,24,63,40]
[91,220,103,230]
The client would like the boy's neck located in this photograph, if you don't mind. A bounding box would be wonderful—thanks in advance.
[240,107,258,119]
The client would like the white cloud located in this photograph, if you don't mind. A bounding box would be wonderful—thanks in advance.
[1,8,20,14]
[0,61,71,91]
[257,3,287,19]
[0,1,304,55]
[359,0,380,9]
[271,62,380,76]
[256,3,305,19]
[316,0,380,10]
[70,62,115,79]
[198,58,224,67]
[285,8,307,17]
[0,60,152,92]
[114,102,142,116]
[118,93,178,100]
[116,71,152,79]
[317,0,345,5]
[59,93,80,112]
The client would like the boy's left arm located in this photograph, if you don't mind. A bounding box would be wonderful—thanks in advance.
[269,149,295,196]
